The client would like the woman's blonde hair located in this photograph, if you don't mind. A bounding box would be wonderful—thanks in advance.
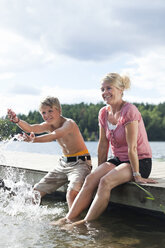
[39,96,62,114]
[101,72,131,91]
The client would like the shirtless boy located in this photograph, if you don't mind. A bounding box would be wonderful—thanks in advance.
[7,96,91,208]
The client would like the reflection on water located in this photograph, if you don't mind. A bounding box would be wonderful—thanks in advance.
[0,167,165,248]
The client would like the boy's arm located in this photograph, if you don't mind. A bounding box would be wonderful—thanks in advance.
[7,109,48,134]
[23,119,74,143]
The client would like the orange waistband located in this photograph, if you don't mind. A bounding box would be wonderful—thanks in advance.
[64,149,89,157]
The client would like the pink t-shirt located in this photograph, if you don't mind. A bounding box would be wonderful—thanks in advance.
[98,102,152,161]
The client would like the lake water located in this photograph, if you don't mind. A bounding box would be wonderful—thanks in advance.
[0,140,165,248]
[2,140,165,161]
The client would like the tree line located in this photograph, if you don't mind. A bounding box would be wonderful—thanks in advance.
[0,102,165,141]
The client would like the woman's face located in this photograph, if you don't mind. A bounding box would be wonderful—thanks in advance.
[101,81,123,105]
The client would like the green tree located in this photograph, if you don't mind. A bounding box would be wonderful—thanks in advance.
[1,101,165,141]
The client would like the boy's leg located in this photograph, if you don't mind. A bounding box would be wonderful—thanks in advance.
[66,189,79,209]
[33,188,47,198]
[66,159,92,208]
[34,160,68,201]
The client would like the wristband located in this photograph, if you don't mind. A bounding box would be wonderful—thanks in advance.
[12,118,20,124]
[133,172,141,177]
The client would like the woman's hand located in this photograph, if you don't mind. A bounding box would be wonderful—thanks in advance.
[134,175,157,184]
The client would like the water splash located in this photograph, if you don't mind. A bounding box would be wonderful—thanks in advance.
[0,167,41,215]
[1,134,24,148]
[0,135,20,163]
[0,135,40,212]
[0,135,64,220]
[0,166,64,221]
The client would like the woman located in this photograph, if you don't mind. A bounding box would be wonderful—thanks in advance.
[52,72,156,227]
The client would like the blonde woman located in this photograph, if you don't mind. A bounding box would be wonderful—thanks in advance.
[52,73,156,227]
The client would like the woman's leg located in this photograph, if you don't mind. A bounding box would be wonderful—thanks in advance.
[66,162,116,220]
[64,163,132,229]
[84,163,132,222]
[50,162,115,225]
[60,163,133,229]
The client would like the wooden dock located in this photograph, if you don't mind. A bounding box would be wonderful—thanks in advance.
[1,150,165,217]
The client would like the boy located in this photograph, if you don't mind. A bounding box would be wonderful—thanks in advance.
[7,96,91,208]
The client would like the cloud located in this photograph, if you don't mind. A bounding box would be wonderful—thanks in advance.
[0,72,15,80]
[9,84,41,95]
[121,47,165,97]
[0,80,163,118]
[35,1,165,60]
[0,28,54,72]
[0,0,164,116]
[0,0,165,62]
[0,87,101,117]
[40,86,101,104]
[0,93,41,117]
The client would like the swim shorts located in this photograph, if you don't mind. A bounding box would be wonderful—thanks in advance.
[107,156,152,178]
[34,157,92,194]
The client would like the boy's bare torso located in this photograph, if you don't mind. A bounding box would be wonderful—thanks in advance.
[45,117,88,156]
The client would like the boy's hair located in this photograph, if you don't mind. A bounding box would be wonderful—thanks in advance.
[39,96,62,114]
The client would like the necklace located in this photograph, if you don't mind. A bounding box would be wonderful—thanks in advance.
[107,101,125,125]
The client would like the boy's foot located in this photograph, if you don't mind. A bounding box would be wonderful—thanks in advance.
[50,217,68,226]
[61,219,86,231]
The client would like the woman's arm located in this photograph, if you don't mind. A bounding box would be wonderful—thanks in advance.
[125,121,156,184]
[125,121,139,178]
[97,125,109,166]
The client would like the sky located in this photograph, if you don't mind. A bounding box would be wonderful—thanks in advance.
[0,0,165,117]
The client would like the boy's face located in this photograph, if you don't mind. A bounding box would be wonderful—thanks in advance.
[40,105,60,123]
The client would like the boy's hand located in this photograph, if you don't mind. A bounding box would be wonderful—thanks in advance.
[20,132,35,143]
[7,109,20,124]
